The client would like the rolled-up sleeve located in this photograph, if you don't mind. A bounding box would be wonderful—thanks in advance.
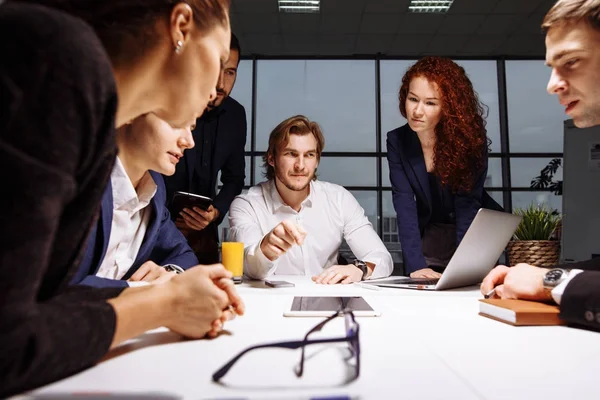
[228,196,277,279]
[340,189,393,279]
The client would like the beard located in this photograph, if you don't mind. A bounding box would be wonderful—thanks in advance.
[275,168,315,192]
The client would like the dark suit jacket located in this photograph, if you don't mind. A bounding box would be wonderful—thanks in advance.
[164,96,247,240]
[0,4,124,396]
[71,171,198,288]
[387,124,488,274]
[554,258,600,331]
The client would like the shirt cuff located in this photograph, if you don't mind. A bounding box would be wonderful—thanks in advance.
[246,241,277,279]
[127,281,150,288]
[551,269,584,305]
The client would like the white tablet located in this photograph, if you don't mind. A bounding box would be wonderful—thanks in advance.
[283,296,381,317]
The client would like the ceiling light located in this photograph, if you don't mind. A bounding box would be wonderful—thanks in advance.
[408,0,454,13]
[278,0,320,13]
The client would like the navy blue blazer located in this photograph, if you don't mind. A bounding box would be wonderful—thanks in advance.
[386,124,488,274]
[71,171,199,288]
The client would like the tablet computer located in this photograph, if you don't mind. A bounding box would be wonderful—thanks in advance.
[169,191,213,217]
[283,296,381,317]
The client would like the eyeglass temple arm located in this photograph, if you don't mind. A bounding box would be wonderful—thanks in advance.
[212,336,350,382]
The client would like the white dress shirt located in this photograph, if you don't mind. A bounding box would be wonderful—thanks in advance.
[551,269,584,304]
[228,179,393,280]
[95,158,157,286]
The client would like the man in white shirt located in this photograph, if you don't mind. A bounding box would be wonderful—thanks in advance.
[481,0,600,331]
[229,115,393,284]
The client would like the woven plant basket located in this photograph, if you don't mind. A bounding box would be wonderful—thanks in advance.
[506,240,560,267]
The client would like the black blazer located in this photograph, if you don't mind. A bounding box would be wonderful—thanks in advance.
[553,258,600,331]
[164,96,247,239]
[386,124,488,274]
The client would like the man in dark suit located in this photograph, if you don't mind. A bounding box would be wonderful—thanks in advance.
[481,0,600,332]
[164,34,247,264]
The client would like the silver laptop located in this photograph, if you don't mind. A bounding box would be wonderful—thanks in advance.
[365,208,522,291]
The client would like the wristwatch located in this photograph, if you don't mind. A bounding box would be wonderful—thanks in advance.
[162,264,185,274]
[542,268,569,292]
[354,259,369,281]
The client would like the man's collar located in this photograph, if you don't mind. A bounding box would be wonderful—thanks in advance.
[268,179,314,213]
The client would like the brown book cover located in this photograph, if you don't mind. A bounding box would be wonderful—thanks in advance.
[479,299,565,326]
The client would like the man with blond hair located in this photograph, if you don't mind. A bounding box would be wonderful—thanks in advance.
[229,115,393,284]
[481,0,600,331]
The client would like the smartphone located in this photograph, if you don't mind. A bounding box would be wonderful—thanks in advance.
[264,280,295,288]
[169,191,213,218]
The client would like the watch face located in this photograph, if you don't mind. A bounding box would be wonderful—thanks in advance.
[544,269,564,285]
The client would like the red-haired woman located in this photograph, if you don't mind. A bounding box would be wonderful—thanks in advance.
[387,56,497,279]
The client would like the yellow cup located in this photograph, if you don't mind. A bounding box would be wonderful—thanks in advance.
[221,242,244,283]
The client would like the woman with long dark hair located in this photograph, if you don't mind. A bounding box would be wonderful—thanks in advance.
[0,1,244,396]
[387,56,494,279]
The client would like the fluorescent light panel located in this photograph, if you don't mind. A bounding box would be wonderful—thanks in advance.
[278,0,320,13]
[408,0,454,13]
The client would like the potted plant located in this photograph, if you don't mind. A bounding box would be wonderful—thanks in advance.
[506,204,562,267]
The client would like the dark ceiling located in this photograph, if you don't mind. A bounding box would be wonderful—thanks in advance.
[230,0,556,57]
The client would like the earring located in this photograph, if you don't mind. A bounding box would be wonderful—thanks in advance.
[175,40,183,54]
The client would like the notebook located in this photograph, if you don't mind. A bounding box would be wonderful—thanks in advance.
[479,299,564,326]
[364,208,522,290]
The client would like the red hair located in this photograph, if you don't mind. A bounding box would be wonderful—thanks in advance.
[399,56,489,193]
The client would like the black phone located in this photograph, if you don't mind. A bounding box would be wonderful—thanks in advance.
[264,280,295,288]
[169,191,213,218]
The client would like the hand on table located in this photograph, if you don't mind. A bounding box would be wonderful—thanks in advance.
[312,264,364,284]
[128,261,177,285]
[410,268,442,279]
[480,263,551,301]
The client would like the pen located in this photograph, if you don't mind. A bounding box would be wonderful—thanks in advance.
[484,288,496,299]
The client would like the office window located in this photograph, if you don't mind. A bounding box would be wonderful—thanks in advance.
[230,60,253,152]
[506,61,567,152]
[510,158,563,188]
[380,60,501,152]
[381,156,502,189]
[382,191,399,244]
[255,60,377,152]
[380,60,415,148]
[253,156,377,188]
[350,190,378,232]
[512,192,562,213]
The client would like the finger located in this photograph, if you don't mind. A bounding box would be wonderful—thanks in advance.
[495,284,506,299]
[180,212,208,230]
[215,277,245,316]
[313,268,335,284]
[321,270,339,285]
[181,207,208,223]
[202,264,233,280]
[272,225,297,247]
[130,263,151,281]
[142,267,165,282]
[327,273,345,285]
[281,220,306,245]
[341,276,353,284]
[268,233,293,251]
[481,265,510,293]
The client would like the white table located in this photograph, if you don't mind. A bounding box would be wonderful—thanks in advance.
[22,276,599,400]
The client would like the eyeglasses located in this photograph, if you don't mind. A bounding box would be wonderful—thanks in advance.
[212,309,360,382]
